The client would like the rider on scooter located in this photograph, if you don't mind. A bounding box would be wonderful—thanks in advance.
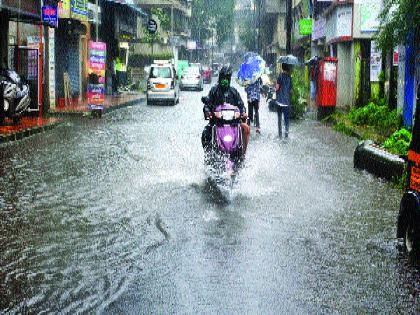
[201,65,250,154]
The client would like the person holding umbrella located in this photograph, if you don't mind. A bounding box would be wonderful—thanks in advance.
[275,55,298,138]
[237,53,266,134]
[245,77,262,133]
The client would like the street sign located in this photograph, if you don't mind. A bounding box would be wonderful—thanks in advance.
[42,5,58,28]
[147,19,158,34]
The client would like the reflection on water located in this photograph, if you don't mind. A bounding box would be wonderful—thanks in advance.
[0,94,418,313]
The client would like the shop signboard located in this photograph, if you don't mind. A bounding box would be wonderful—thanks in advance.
[88,41,106,111]
[58,0,70,18]
[312,17,326,41]
[326,5,352,42]
[336,6,352,38]
[359,0,381,32]
[299,19,312,36]
[370,41,382,82]
[42,6,58,28]
[71,0,88,21]
[48,28,56,109]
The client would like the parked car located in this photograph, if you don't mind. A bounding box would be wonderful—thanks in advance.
[146,61,180,106]
[397,89,420,256]
[202,66,212,84]
[189,63,203,75]
[180,67,203,91]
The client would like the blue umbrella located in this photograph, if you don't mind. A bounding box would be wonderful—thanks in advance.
[237,53,266,86]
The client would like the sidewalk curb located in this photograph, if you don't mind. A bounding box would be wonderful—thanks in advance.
[354,140,406,180]
[49,96,145,117]
[0,120,63,145]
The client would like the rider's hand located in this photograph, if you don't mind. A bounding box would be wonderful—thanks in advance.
[205,111,212,119]
[241,113,248,123]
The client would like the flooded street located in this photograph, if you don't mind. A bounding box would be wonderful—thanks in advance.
[0,86,419,313]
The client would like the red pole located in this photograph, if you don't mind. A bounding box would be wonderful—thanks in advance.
[38,24,43,119]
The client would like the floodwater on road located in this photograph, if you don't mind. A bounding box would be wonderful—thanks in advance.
[0,85,419,314]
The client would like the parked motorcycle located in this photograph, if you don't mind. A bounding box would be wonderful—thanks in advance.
[202,96,244,184]
[0,68,31,125]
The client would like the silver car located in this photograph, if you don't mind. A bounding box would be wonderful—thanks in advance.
[180,67,203,91]
[146,64,180,106]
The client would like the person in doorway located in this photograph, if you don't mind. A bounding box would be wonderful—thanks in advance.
[245,77,262,133]
[202,65,250,155]
[111,57,118,95]
[275,63,292,138]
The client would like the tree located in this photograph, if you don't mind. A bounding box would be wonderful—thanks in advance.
[376,0,420,51]
[190,0,235,47]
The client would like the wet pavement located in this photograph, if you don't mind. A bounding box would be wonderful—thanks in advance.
[1,84,420,314]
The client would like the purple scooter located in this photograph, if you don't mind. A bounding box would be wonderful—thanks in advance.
[202,97,244,181]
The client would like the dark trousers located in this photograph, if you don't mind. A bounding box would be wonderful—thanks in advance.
[277,106,289,137]
[248,99,260,128]
[202,124,212,150]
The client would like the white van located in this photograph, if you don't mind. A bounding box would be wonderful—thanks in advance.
[146,61,180,106]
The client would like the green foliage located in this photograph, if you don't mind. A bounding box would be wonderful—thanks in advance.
[151,8,170,31]
[128,52,174,68]
[290,69,308,119]
[238,13,256,52]
[383,128,412,156]
[376,0,420,51]
[347,101,401,133]
[333,121,355,137]
[191,0,235,47]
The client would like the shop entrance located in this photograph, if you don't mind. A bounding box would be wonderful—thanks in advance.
[8,45,40,112]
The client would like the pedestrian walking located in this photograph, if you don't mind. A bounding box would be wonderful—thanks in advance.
[245,77,262,133]
[275,63,292,138]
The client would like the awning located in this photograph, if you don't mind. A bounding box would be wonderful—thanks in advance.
[102,0,148,17]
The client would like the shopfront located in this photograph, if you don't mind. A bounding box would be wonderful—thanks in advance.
[0,0,44,113]
[100,0,141,94]
[55,0,88,106]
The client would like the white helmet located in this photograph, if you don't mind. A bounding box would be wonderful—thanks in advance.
[3,82,17,99]
[15,94,30,113]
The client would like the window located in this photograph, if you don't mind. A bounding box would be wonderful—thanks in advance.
[150,67,172,79]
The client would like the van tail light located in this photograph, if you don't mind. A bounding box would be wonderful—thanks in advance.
[196,75,201,79]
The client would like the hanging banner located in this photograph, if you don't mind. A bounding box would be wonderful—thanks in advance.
[88,41,106,111]
[370,41,382,82]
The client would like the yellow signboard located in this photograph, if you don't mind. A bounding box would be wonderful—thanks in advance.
[58,0,88,21]
[58,0,70,18]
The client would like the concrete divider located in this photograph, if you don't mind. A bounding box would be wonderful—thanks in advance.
[354,140,406,180]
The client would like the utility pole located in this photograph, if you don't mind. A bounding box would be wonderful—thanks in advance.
[286,0,292,54]
[254,0,258,53]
